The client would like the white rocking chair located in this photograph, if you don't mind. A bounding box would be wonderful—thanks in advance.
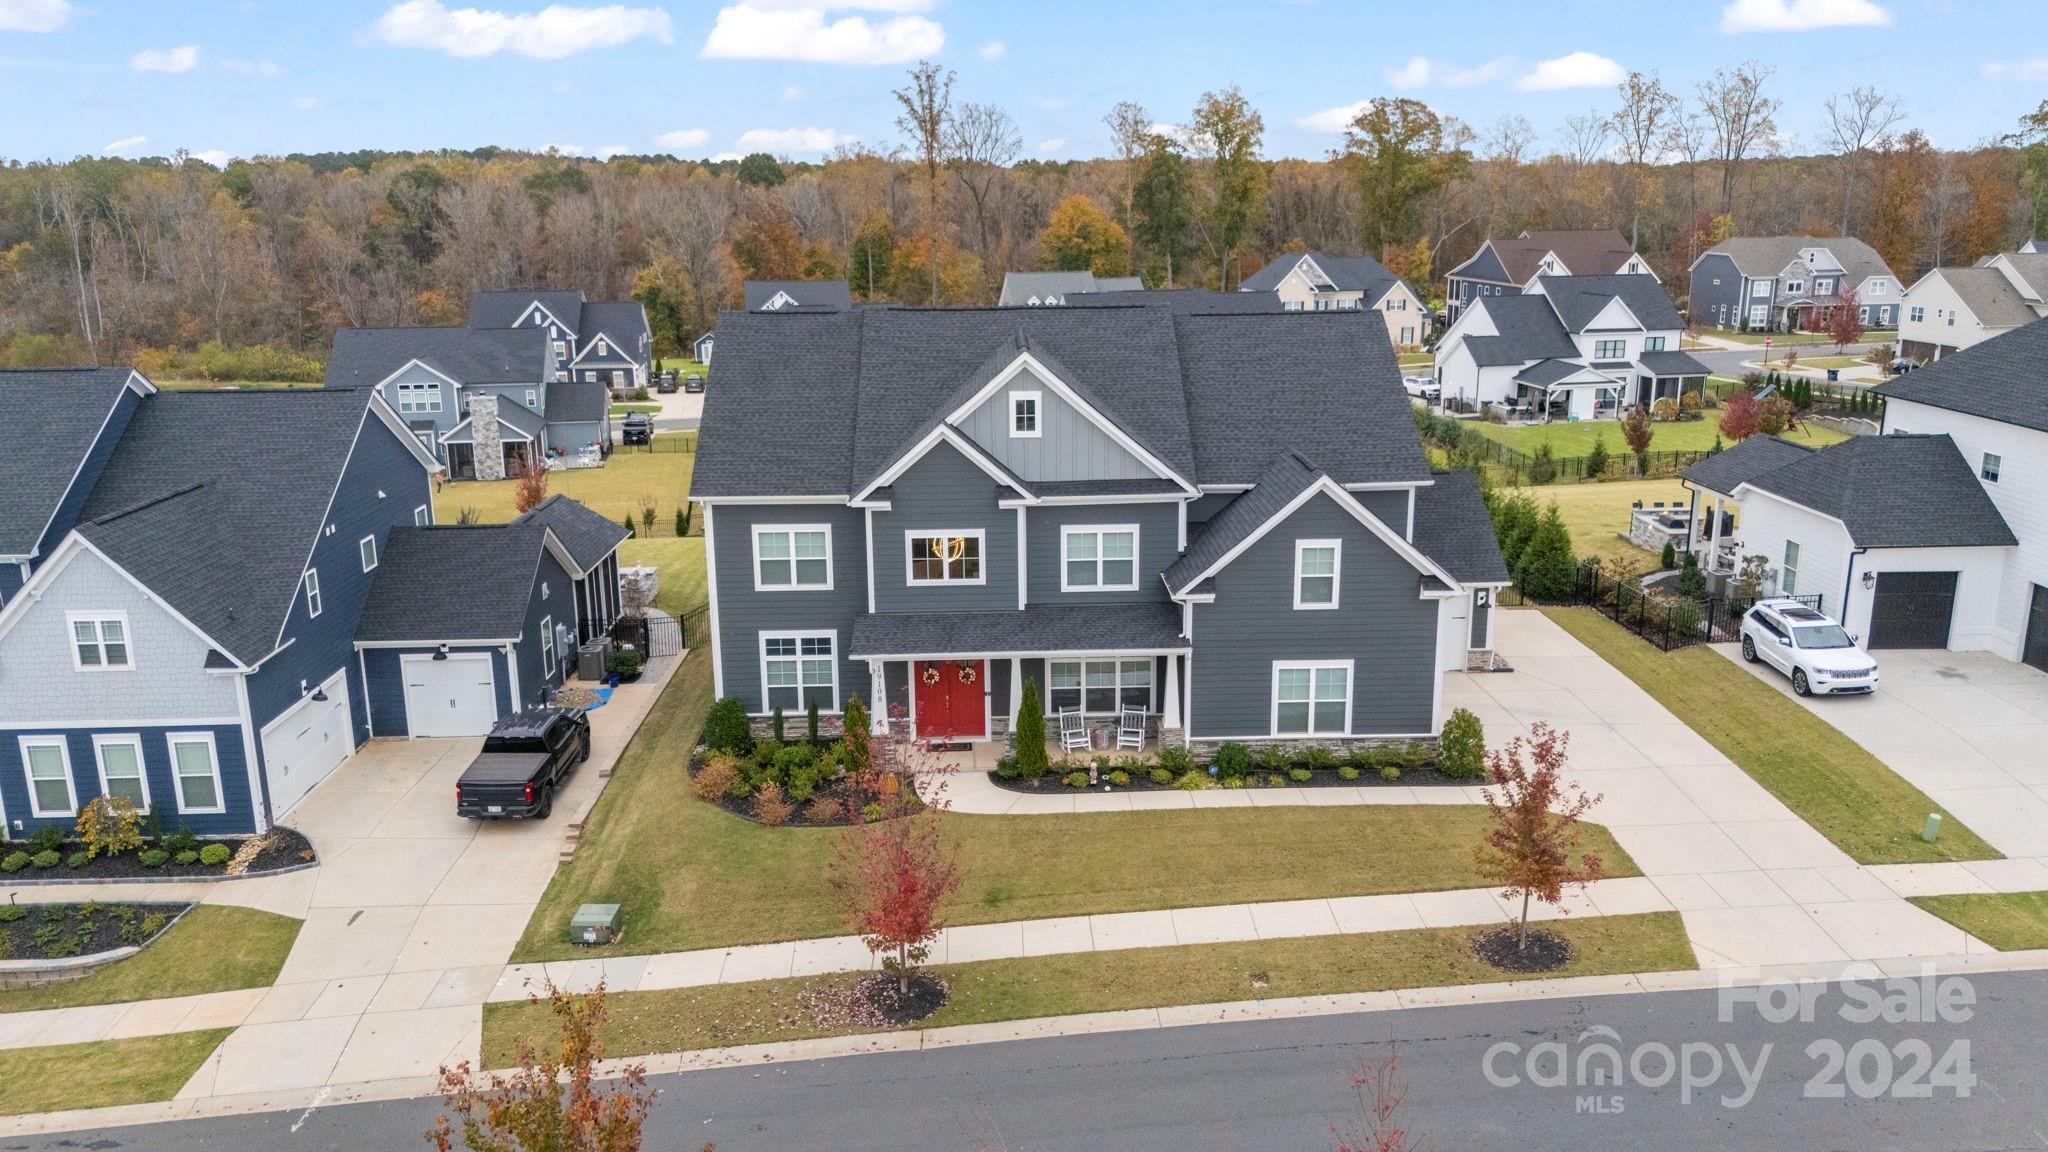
[1116,707,1147,751]
[1057,709,1089,754]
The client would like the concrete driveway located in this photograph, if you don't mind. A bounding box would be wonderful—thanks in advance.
[1718,642,2048,859]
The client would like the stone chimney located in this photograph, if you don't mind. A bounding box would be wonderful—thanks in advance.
[471,394,506,481]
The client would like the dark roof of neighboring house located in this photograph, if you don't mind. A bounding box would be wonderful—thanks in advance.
[357,523,550,642]
[1462,296,1580,366]
[1411,470,1509,585]
[0,368,143,559]
[512,495,628,575]
[1639,349,1713,376]
[75,388,384,665]
[848,601,1185,659]
[1513,359,1588,387]
[1741,433,2015,549]
[1462,229,1637,284]
[1876,318,2048,432]
[1537,274,1684,332]
[745,279,852,312]
[693,305,1424,497]
[1240,251,1402,296]
[469,289,588,332]
[546,377,609,424]
[997,271,1105,306]
[326,326,547,388]
[1936,267,2039,329]
[1164,452,1322,592]
[575,300,651,358]
[1702,236,1896,287]
[1680,433,1816,496]
[1064,289,1285,314]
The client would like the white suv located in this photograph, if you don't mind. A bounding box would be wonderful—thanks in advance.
[1739,599,1879,696]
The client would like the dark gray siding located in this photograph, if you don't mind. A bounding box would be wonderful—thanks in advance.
[1188,493,1437,738]
[1688,254,1746,328]
[363,646,513,736]
[1352,489,1409,537]
[513,550,575,712]
[881,661,910,728]
[872,442,1015,614]
[708,502,871,714]
[1025,502,1180,605]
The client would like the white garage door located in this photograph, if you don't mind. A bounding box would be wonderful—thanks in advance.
[403,653,498,738]
[262,668,355,818]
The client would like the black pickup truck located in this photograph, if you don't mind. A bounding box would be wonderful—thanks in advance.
[454,707,590,820]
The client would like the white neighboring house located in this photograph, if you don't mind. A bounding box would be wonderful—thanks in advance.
[1896,253,2048,362]
[1433,274,1708,421]
[1237,252,1431,351]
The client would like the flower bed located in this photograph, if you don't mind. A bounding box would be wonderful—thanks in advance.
[989,740,1482,794]
[0,901,188,966]
[0,827,315,885]
[688,744,910,827]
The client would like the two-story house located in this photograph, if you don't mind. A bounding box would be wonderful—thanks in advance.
[1433,275,1710,420]
[1688,236,1901,334]
[692,305,1508,754]
[1896,253,2048,362]
[0,368,153,610]
[468,289,654,393]
[1443,229,1651,323]
[696,280,856,364]
[1238,252,1431,351]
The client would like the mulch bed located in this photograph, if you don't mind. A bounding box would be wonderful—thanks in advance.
[0,827,315,883]
[989,766,1479,794]
[0,901,190,963]
[798,972,950,1029]
[1472,926,1573,973]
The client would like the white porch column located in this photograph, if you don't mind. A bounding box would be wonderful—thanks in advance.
[870,660,889,733]
[1162,654,1182,730]
[1009,657,1023,724]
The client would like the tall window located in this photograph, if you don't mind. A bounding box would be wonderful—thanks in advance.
[907,532,983,584]
[1062,526,1137,591]
[94,735,149,812]
[1274,662,1350,735]
[1011,392,1041,437]
[359,535,378,573]
[1294,540,1340,609]
[763,634,836,711]
[303,570,323,619]
[1048,659,1152,715]
[1594,339,1627,359]
[169,733,224,813]
[540,615,556,678]
[395,380,441,415]
[754,526,832,589]
[596,338,609,356]
[1983,453,2002,483]
[70,614,131,671]
[1782,541,1801,595]
[20,736,76,817]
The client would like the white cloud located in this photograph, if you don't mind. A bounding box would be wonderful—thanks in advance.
[0,0,72,32]
[185,149,232,166]
[290,95,319,110]
[1721,0,1890,32]
[1383,55,1510,91]
[130,45,200,73]
[654,127,710,150]
[710,151,745,163]
[1296,100,1366,134]
[221,58,283,76]
[102,135,148,154]
[1981,58,2048,82]
[1516,51,1626,91]
[1036,137,1064,154]
[370,0,673,59]
[780,84,804,100]
[545,143,585,155]
[1384,57,1430,89]
[701,2,942,65]
[593,144,629,159]
[978,39,1004,60]
[734,126,852,152]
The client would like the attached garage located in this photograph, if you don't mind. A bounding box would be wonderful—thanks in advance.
[261,668,354,817]
[401,652,499,737]
[2025,585,2048,673]
[1868,571,1959,649]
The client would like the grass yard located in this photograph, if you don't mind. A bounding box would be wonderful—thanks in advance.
[608,403,662,415]
[1544,607,2000,865]
[0,1029,232,1116]
[0,906,301,1014]
[1760,354,1868,370]
[615,536,706,616]
[153,378,320,390]
[486,912,1693,1065]
[1397,353,1434,370]
[433,448,696,534]
[1909,892,2048,951]
[1706,330,1842,346]
[1513,478,1690,568]
[1471,420,1846,457]
[512,654,1641,963]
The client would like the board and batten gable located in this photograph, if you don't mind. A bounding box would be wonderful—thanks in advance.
[1687,252,1748,328]
[1188,492,1438,739]
[708,501,871,715]
[953,372,1156,483]
[1026,501,1180,606]
[871,441,1017,614]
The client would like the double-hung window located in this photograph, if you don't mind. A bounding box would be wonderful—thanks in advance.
[359,535,378,573]
[1294,540,1340,609]
[762,633,836,712]
[70,613,131,671]
[93,734,149,812]
[1594,339,1627,359]
[168,732,224,813]
[1273,662,1350,736]
[1785,279,1805,295]
[1782,541,1801,595]
[395,380,441,415]
[1062,526,1137,591]
[1983,453,2002,483]
[1643,336,1666,352]
[754,526,832,590]
[1910,306,1925,323]
[907,532,983,585]
[1048,658,1152,715]
[541,615,556,677]
[1011,392,1041,437]
[20,736,76,817]
[302,570,323,619]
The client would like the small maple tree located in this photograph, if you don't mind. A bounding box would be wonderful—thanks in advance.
[1332,1047,1427,1152]
[1475,722,1603,953]
[1717,389,1760,441]
[1620,403,1655,475]
[1828,285,1864,351]
[830,776,963,993]
[512,460,550,514]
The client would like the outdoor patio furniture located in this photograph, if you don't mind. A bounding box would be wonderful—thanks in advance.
[1057,709,1089,754]
[1116,707,1146,750]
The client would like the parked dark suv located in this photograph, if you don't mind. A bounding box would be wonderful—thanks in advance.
[454,707,590,820]
[621,412,653,445]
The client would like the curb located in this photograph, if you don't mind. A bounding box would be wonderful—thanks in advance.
[0,857,319,889]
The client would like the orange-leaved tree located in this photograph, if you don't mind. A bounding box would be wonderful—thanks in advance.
[512,461,549,514]
[1475,722,1603,953]
[829,744,962,993]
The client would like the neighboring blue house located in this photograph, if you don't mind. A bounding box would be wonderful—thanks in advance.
[467,289,654,392]
[1444,229,1652,323]
[0,373,449,837]
[1687,236,1901,333]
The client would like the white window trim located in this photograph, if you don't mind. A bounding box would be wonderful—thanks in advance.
[525,388,538,409]
[358,535,378,573]
[414,505,430,526]
[167,731,226,815]
[1010,390,1042,438]
[1270,660,1354,737]
[303,569,323,619]
[541,614,556,678]
[1983,453,2002,483]
[20,735,78,818]
[394,379,442,415]
[1783,541,1801,596]
[904,530,988,587]
[67,610,134,673]
[1060,524,1140,592]
[92,733,151,814]
[1293,539,1342,610]
[1047,657,1155,717]
[758,630,840,714]
[751,524,835,591]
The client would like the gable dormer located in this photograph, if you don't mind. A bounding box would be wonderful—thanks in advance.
[944,349,1193,489]
[1582,295,1645,333]
[760,290,798,311]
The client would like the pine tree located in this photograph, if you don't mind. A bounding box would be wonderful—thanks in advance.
[1015,678,1049,779]
[1585,433,1610,480]
[1676,549,1708,600]
[1513,503,1579,601]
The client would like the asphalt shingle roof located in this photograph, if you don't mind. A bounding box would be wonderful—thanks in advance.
[848,601,1186,658]
[1240,251,1402,296]
[746,280,853,311]
[1411,471,1508,585]
[1703,236,1897,289]
[468,290,588,332]
[357,524,547,642]
[513,494,629,575]
[1463,296,1580,366]
[1937,268,2040,330]
[1475,229,1638,284]
[1877,319,2048,432]
[1063,290,1284,314]
[1164,453,1322,592]
[326,327,547,388]
[998,271,1106,306]
[1638,350,1712,376]
[1742,434,2015,549]
[1538,275,1685,332]
[546,377,609,423]
[1993,252,2048,300]
[1680,434,1816,496]
[0,368,140,558]
[1513,359,1588,387]
[575,300,650,359]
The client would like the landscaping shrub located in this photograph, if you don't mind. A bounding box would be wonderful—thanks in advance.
[1660,541,1677,570]
[1156,744,1194,776]
[1063,771,1090,789]
[1,851,27,873]
[27,826,62,856]
[1302,746,1337,771]
[607,647,644,679]
[771,705,787,745]
[138,850,168,869]
[1265,773,1289,789]
[674,507,688,537]
[860,801,886,822]
[76,795,146,860]
[1585,433,1609,479]
[1212,742,1252,780]
[806,699,820,745]
[803,797,842,824]
[704,697,754,755]
[66,851,89,869]
[30,850,62,868]
[772,743,817,788]
[1258,745,1292,773]
[174,850,199,866]
[1107,770,1131,787]
[1172,771,1208,791]
[138,911,167,940]
[1015,679,1049,779]
[1287,767,1312,783]
[1149,768,1174,786]
[1379,765,1402,782]
[163,828,199,857]
[1338,765,1361,781]
[1439,707,1487,780]
[691,757,740,802]
[842,695,872,776]
[993,755,1021,780]
[1513,502,1579,601]
[1527,442,1557,484]
[0,904,24,922]
[199,843,231,867]
[752,782,795,827]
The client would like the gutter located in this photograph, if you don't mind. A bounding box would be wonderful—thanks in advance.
[1840,546,1869,633]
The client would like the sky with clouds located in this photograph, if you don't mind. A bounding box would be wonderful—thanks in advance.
[0,0,2041,166]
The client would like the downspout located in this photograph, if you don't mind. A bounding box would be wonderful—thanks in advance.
[1841,547,1868,637]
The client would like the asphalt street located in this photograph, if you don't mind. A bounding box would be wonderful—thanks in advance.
[22,969,2048,1152]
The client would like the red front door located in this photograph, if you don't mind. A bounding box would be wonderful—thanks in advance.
[914,660,986,740]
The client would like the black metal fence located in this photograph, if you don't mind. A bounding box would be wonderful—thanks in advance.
[613,429,698,454]
[1453,429,1719,486]
[1504,562,1823,652]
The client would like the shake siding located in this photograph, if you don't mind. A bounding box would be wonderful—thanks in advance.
[1188,494,1437,738]
[363,646,513,736]
[0,723,255,836]
[871,443,1015,614]
[709,502,870,714]
[954,380,1154,481]
[1025,502,1179,605]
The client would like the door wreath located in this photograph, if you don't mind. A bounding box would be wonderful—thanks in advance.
[921,665,941,686]
[958,663,977,685]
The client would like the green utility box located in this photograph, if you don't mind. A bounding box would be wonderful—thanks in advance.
[571,903,622,946]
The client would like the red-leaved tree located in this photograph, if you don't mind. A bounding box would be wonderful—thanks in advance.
[1332,1047,1428,1152]
[1828,285,1864,351]
[830,725,963,993]
[1621,403,1655,475]
[1718,389,1760,441]
[512,461,550,514]
[1475,723,1603,953]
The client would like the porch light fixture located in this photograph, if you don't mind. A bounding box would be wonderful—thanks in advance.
[311,688,329,702]
[434,644,450,661]
[1862,570,1876,590]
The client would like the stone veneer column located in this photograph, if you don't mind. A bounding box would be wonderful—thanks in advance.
[471,394,505,481]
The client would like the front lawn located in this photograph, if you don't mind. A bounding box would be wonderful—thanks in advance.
[1516,478,1691,568]
[0,905,301,1014]
[486,912,1693,1065]
[512,655,1641,962]
[1544,607,2000,865]
[1471,420,1846,457]
[1708,330,1845,346]
[609,403,663,415]
[1909,891,2048,951]
[0,1030,231,1117]
[1760,354,1868,370]
[433,447,695,535]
